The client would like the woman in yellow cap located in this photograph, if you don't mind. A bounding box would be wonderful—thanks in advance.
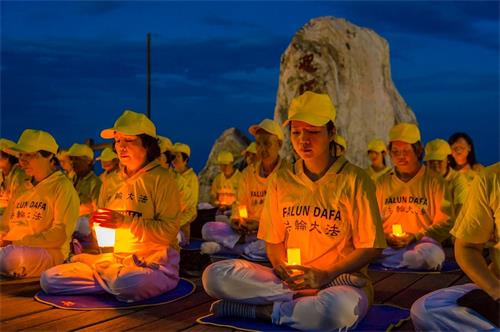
[365,139,391,181]
[172,142,199,242]
[0,129,79,278]
[201,119,289,259]
[209,151,241,211]
[67,143,102,238]
[376,123,452,270]
[411,163,499,330]
[241,142,259,169]
[203,92,386,331]
[0,138,28,216]
[448,132,483,184]
[334,135,347,156]
[57,150,75,183]
[425,139,468,217]
[41,110,182,302]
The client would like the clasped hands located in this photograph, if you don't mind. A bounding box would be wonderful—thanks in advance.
[274,264,330,292]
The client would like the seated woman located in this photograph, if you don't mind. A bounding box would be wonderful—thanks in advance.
[0,129,79,278]
[201,119,288,259]
[365,139,391,181]
[202,91,386,331]
[411,163,499,330]
[41,110,182,302]
[241,142,258,169]
[209,151,241,213]
[376,123,453,270]
[0,138,28,216]
[172,142,199,242]
[448,132,483,184]
[425,139,468,217]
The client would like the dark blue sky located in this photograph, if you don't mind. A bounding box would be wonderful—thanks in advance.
[1,1,498,172]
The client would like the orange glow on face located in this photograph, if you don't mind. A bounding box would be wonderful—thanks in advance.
[287,248,301,266]
[392,224,405,237]
[239,205,248,219]
[94,224,115,248]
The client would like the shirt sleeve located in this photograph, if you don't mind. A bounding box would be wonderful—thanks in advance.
[257,176,285,244]
[15,182,79,249]
[351,170,387,249]
[129,173,181,248]
[451,172,494,244]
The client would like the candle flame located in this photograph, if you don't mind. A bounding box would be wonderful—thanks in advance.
[287,248,301,266]
[392,224,404,237]
[239,205,248,219]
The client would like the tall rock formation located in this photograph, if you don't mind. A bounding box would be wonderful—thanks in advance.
[274,17,417,167]
[198,128,250,203]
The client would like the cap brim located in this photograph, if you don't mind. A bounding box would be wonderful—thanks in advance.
[100,128,115,139]
[8,143,39,154]
[283,113,330,127]
[248,125,260,137]
[2,148,20,158]
[424,154,448,161]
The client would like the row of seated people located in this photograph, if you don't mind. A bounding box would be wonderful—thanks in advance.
[0,92,497,330]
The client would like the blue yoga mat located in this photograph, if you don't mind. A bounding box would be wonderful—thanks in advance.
[181,238,204,251]
[197,303,410,332]
[369,258,460,274]
[34,278,195,310]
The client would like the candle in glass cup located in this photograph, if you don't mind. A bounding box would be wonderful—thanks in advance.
[287,248,301,266]
[238,205,248,219]
[392,224,404,237]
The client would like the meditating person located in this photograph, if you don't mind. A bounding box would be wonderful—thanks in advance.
[97,147,120,185]
[201,119,288,259]
[0,129,79,278]
[209,151,241,211]
[203,91,386,331]
[241,142,258,168]
[334,134,347,156]
[41,110,182,302]
[411,163,499,330]
[365,138,391,181]
[376,123,453,270]
[0,138,27,216]
[448,132,483,184]
[57,150,75,183]
[172,142,199,242]
[424,139,468,217]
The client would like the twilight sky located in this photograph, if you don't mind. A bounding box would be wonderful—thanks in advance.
[1,1,498,172]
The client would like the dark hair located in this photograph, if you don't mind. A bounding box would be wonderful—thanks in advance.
[139,134,161,163]
[388,141,424,162]
[39,150,60,168]
[163,150,175,164]
[448,132,478,168]
[180,152,189,163]
[0,151,19,165]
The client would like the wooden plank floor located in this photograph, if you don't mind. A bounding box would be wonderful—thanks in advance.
[1,260,470,331]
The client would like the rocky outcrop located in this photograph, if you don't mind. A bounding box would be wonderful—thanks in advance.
[274,17,417,167]
[198,128,250,203]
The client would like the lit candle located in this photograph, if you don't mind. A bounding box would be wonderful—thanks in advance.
[94,224,115,252]
[239,205,248,219]
[287,248,301,266]
[392,224,405,237]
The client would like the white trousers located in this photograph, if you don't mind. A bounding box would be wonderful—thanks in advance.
[380,236,445,270]
[202,259,369,331]
[40,248,180,303]
[411,283,498,331]
[0,245,62,278]
[201,221,266,258]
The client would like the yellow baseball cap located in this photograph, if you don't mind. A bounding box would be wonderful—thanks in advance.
[173,142,191,157]
[284,91,336,127]
[96,147,117,161]
[248,119,284,141]
[101,110,157,139]
[424,139,452,161]
[9,129,58,154]
[158,136,173,153]
[68,143,94,160]
[389,123,421,144]
[242,142,257,155]
[0,139,18,157]
[217,151,234,165]
[335,135,347,150]
[367,139,387,153]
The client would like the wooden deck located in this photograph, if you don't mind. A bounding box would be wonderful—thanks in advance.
[1,258,470,331]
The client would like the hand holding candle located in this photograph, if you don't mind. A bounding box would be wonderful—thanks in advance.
[90,208,124,229]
